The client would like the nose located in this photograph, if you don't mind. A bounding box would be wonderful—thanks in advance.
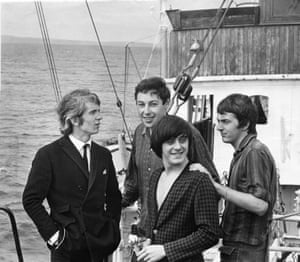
[143,104,151,114]
[173,139,182,149]
[216,122,223,131]
[96,113,102,121]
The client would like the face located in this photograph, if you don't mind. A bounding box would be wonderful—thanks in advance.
[162,134,189,167]
[73,102,102,138]
[217,112,247,149]
[136,91,169,128]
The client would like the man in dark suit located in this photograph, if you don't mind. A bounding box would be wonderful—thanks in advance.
[23,89,122,262]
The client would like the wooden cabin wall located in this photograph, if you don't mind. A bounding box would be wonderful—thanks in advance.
[167,25,300,77]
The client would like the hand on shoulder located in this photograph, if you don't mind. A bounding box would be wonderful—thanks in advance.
[189,163,209,175]
[189,163,215,185]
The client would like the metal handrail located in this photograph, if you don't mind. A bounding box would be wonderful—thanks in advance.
[0,207,24,262]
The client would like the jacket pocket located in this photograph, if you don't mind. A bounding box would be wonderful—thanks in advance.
[52,204,76,227]
[219,245,235,255]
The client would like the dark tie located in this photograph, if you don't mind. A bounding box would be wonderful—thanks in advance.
[83,144,89,173]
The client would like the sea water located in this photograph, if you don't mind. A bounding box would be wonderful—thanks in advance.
[0,42,160,261]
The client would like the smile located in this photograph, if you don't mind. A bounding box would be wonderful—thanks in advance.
[143,117,153,122]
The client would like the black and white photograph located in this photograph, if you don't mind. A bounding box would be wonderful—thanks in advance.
[1,0,300,261]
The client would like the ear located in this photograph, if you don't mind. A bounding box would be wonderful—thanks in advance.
[241,121,250,132]
[70,117,80,126]
[164,98,170,108]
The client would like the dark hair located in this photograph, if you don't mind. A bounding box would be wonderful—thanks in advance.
[151,115,193,158]
[217,93,257,134]
[134,77,170,104]
[57,89,100,135]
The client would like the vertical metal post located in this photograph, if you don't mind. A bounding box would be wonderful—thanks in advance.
[0,207,24,262]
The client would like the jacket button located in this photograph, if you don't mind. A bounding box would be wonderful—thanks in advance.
[153,229,158,235]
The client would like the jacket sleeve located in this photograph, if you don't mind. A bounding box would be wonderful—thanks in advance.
[190,124,220,184]
[22,147,58,241]
[121,130,139,207]
[164,174,220,262]
[105,151,122,223]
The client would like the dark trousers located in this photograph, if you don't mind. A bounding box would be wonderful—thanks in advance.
[220,241,268,262]
[51,249,107,262]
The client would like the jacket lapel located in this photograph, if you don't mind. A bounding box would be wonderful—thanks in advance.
[148,169,160,231]
[155,168,188,228]
[59,136,89,179]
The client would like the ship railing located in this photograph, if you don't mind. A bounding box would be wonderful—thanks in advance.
[270,211,300,261]
[0,206,24,262]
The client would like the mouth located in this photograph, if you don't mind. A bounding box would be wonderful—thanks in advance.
[143,117,153,123]
[171,152,184,157]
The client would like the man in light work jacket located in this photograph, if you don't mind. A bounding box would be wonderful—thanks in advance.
[23,89,122,262]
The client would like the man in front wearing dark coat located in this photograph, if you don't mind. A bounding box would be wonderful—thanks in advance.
[23,89,122,262]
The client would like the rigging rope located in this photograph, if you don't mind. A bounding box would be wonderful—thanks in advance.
[128,47,143,80]
[85,0,132,145]
[143,26,162,79]
[34,1,62,103]
[191,0,234,79]
[124,30,163,84]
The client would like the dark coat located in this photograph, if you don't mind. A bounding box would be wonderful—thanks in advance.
[23,136,122,261]
[145,166,220,262]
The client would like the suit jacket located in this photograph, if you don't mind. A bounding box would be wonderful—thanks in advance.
[23,135,122,260]
[145,165,220,262]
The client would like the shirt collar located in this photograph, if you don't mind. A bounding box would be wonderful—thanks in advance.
[234,133,257,156]
[142,126,152,137]
[69,134,92,152]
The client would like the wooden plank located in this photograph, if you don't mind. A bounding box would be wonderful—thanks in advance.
[252,27,261,74]
[242,27,249,74]
[259,27,267,74]
[295,26,300,72]
[167,24,300,76]
[274,26,281,74]
[287,26,295,74]
[265,27,272,74]
[218,29,226,75]
[236,28,243,75]
[279,26,288,73]
[212,29,219,75]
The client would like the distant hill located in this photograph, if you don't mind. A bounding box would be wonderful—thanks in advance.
[1,35,153,47]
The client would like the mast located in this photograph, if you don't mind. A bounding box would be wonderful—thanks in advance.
[160,0,168,78]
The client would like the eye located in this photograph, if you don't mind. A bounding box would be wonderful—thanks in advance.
[165,137,176,145]
[149,101,159,107]
[136,102,145,108]
[178,134,188,143]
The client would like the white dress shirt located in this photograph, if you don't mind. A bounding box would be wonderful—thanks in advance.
[69,134,91,172]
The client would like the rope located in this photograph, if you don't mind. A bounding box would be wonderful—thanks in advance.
[191,0,234,79]
[123,31,163,83]
[85,0,132,144]
[123,44,142,119]
[34,1,61,103]
[124,45,129,118]
[129,47,143,80]
[143,26,161,79]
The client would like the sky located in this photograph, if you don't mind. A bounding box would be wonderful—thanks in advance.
[1,0,223,43]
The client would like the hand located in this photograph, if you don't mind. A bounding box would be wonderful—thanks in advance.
[189,163,209,175]
[136,244,165,262]
[128,233,139,246]
[130,236,151,255]
[189,163,215,185]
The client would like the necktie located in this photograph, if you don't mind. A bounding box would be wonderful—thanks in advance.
[83,144,89,173]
